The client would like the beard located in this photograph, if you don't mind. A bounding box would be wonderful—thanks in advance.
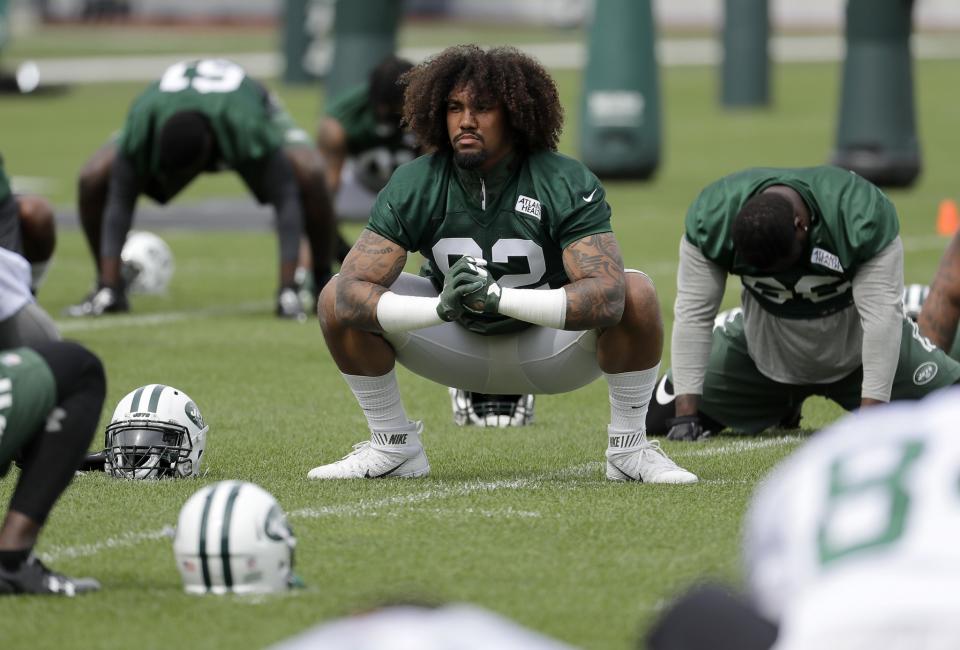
[453,149,488,170]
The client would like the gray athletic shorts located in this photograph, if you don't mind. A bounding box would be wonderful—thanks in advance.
[382,273,602,394]
[0,302,61,349]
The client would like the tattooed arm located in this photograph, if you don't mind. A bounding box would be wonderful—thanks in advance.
[561,232,627,330]
[335,229,408,331]
[919,232,960,350]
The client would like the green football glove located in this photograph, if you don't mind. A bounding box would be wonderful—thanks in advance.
[462,262,502,315]
[436,256,485,322]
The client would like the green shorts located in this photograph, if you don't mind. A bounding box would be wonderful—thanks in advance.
[0,347,57,476]
[674,311,960,434]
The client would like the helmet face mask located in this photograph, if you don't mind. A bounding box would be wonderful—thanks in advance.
[104,385,207,479]
[105,421,193,479]
[449,389,535,427]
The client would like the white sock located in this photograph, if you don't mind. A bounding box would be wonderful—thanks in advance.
[342,369,411,433]
[604,365,659,452]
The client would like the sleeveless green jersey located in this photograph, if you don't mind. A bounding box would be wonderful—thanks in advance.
[326,84,419,192]
[119,59,288,182]
[685,166,900,319]
[0,348,56,475]
[0,153,10,204]
[367,150,613,335]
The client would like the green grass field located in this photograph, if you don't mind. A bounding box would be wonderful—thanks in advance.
[1,22,958,650]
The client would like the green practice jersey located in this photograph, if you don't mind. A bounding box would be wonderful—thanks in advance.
[367,150,612,335]
[326,84,419,192]
[119,59,288,187]
[0,348,56,475]
[686,166,900,319]
[0,153,10,204]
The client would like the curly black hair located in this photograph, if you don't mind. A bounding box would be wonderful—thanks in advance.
[401,44,563,154]
[732,192,797,269]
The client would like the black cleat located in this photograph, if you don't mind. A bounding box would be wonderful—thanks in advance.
[65,286,129,317]
[0,554,100,596]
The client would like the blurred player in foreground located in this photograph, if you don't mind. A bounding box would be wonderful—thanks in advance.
[0,341,106,595]
[649,386,960,649]
[0,153,59,345]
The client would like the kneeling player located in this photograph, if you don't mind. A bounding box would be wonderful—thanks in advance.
[0,341,106,595]
[308,46,695,484]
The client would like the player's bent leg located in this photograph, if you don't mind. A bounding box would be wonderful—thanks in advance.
[0,341,104,596]
[12,341,105,526]
[698,309,797,435]
[0,302,60,348]
[890,317,960,400]
[599,272,697,484]
[16,195,56,292]
[310,277,429,479]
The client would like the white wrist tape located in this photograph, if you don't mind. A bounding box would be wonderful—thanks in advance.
[376,291,445,333]
[497,287,567,329]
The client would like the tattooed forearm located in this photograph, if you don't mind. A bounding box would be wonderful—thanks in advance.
[336,230,407,331]
[562,233,626,329]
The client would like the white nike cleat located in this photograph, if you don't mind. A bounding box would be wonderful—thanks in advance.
[308,422,430,479]
[606,439,698,484]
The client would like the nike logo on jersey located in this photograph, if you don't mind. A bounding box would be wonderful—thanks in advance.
[582,188,598,203]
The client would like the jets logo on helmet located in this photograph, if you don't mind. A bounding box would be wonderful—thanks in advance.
[449,389,535,427]
[104,384,208,479]
[121,231,175,294]
[173,481,299,595]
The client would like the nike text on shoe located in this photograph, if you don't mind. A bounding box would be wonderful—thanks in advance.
[276,287,307,322]
[0,554,100,596]
[65,286,129,317]
[307,422,430,479]
[606,439,698,484]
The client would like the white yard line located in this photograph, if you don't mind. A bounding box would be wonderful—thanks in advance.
[673,435,805,459]
[39,440,797,563]
[53,300,272,333]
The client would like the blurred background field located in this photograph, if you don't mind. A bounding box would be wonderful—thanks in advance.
[0,1,958,648]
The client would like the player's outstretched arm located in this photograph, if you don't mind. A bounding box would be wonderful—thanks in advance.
[316,117,348,195]
[919,231,960,351]
[561,232,626,330]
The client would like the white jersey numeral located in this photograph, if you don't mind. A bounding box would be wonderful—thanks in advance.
[159,59,246,94]
[432,237,547,288]
[742,274,850,305]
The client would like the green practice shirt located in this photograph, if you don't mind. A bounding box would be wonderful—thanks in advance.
[685,166,900,319]
[367,150,612,334]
